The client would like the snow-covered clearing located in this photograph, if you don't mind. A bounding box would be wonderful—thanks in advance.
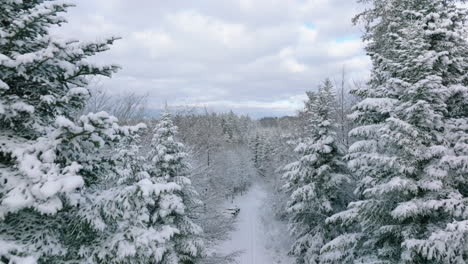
[216,181,293,264]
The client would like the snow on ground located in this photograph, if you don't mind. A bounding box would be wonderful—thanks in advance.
[216,182,293,264]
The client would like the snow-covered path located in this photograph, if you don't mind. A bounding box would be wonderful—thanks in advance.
[216,182,293,264]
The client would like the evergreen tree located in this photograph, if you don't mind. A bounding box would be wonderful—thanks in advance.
[0,1,133,262]
[68,125,205,264]
[330,0,468,263]
[251,132,270,177]
[404,1,468,262]
[148,112,204,264]
[221,111,239,143]
[252,133,262,169]
[283,80,350,264]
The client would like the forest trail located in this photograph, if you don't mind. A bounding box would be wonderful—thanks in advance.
[217,181,293,264]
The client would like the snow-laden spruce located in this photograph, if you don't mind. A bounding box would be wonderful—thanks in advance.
[328,0,468,263]
[68,126,204,264]
[407,1,468,262]
[0,0,119,217]
[0,1,134,262]
[148,111,205,263]
[283,80,351,264]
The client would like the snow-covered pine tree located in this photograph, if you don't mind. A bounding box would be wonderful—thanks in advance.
[402,1,468,262]
[0,1,137,262]
[252,133,262,170]
[148,111,204,264]
[283,79,351,264]
[70,125,206,264]
[221,111,239,143]
[328,0,468,263]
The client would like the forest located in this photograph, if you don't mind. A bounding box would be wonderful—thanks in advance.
[1,0,468,264]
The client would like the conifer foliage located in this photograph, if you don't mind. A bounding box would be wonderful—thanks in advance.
[328,0,468,263]
[72,125,203,264]
[0,0,119,215]
[0,0,125,262]
[283,80,351,264]
[148,111,205,264]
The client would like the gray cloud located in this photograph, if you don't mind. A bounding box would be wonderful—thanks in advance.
[55,0,371,117]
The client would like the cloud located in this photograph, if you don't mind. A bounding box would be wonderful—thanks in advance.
[56,0,370,117]
[132,30,174,58]
[327,39,363,58]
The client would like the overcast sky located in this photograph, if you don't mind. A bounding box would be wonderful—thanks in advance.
[56,0,371,117]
